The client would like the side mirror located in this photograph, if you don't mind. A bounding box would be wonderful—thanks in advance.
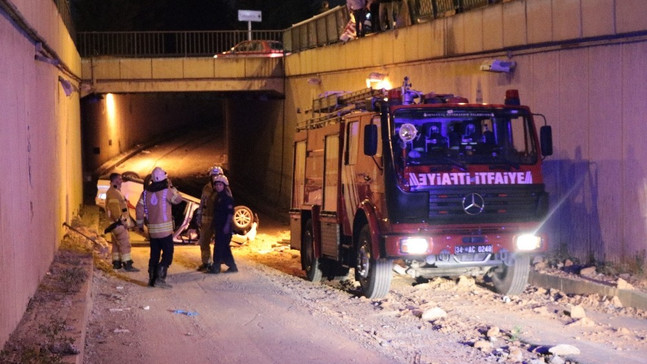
[364,124,378,156]
[540,125,553,156]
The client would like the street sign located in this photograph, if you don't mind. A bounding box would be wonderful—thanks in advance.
[238,10,262,22]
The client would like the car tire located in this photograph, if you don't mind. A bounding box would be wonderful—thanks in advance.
[232,205,254,234]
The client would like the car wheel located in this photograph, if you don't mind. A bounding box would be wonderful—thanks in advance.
[355,225,392,299]
[232,205,254,234]
[302,219,322,282]
[489,254,531,296]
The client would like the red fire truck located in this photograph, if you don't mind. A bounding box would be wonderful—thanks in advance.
[290,77,553,299]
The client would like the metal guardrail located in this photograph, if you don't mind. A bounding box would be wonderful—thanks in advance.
[76,0,503,57]
[77,30,283,58]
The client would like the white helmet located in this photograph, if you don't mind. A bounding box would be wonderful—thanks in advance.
[151,167,167,182]
[209,166,223,176]
[212,174,229,186]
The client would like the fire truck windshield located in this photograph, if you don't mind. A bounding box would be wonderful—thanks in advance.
[391,107,538,168]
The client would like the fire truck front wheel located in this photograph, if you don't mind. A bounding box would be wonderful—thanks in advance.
[302,219,323,282]
[355,225,393,299]
[489,254,531,295]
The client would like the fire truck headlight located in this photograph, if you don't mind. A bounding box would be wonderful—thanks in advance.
[400,238,429,254]
[515,234,541,251]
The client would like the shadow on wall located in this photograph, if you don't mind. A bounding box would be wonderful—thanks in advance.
[542,146,603,264]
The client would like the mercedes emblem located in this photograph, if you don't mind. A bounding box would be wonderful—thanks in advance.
[462,193,485,215]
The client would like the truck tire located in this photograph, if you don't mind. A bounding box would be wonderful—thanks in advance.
[355,225,392,299]
[490,254,531,295]
[302,219,323,282]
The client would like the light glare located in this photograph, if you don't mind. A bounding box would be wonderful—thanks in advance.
[400,237,429,254]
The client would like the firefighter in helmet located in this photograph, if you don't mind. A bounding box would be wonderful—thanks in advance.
[105,172,139,272]
[208,174,238,274]
[196,166,224,271]
[135,167,183,288]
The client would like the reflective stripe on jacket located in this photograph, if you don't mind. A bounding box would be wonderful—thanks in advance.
[135,186,182,238]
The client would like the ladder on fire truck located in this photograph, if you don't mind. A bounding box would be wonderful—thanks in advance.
[297,87,386,131]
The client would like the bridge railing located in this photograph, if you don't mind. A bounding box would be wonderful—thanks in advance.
[76,0,502,57]
[77,30,283,58]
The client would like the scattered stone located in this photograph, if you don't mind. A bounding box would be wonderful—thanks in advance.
[392,264,407,275]
[549,355,566,364]
[548,344,580,356]
[508,346,524,362]
[567,317,595,327]
[456,275,475,289]
[486,326,500,339]
[579,266,596,276]
[473,339,493,352]
[610,296,624,308]
[113,328,130,333]
[564,259,574,267]
[617,278,634,290]
[565,304,586,319]
[421,307,447,322]
[616,327,631,336]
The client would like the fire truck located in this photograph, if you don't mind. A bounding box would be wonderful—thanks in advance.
[289,77,553,299]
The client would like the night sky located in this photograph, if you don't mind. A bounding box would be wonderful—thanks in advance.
[72,0,347,31]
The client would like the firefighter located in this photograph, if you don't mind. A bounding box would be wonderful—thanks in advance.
[207,174,238,274]
[196,166,224,272]
[135,167,183,288]
[105,172,139,272]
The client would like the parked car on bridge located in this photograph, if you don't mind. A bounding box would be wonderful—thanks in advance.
[95,172,256,244]
[214,40,288,58]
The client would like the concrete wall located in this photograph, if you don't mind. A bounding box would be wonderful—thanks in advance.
[270,0,647,265]
[0,0,83,348]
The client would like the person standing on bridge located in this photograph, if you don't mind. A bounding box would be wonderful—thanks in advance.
[136,167,183,288]
[105,172,139,272]
[207,174,238,274]
[347,0,368,38]
[196,166,224,272]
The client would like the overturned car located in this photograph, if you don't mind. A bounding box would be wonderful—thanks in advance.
[95,172,256,243]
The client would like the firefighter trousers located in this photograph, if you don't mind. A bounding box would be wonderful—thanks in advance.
[198,221,214,265]
[149,234,174,270]
[111,224,132,262]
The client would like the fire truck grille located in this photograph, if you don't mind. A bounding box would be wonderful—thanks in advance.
[427,185,547,224]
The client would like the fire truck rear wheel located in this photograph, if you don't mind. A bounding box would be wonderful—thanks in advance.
[302,219,323,282]
[490,254,531,295]
[355,225,392,299]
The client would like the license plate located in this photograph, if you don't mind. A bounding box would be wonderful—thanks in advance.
[454,245,493,254]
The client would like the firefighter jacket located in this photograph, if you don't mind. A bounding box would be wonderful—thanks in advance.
[135,180,182,239]
[198,182,216,226]
[106,185,129,224]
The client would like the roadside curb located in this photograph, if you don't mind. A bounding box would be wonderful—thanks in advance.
[64,255,94,364]
[529,271,647,311]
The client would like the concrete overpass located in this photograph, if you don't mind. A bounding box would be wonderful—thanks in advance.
[81,56,285,95]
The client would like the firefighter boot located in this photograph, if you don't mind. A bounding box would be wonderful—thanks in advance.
[156,265,172,289]
[112,260,122,270]
[123,260,140,272]
[148,266,157,287]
